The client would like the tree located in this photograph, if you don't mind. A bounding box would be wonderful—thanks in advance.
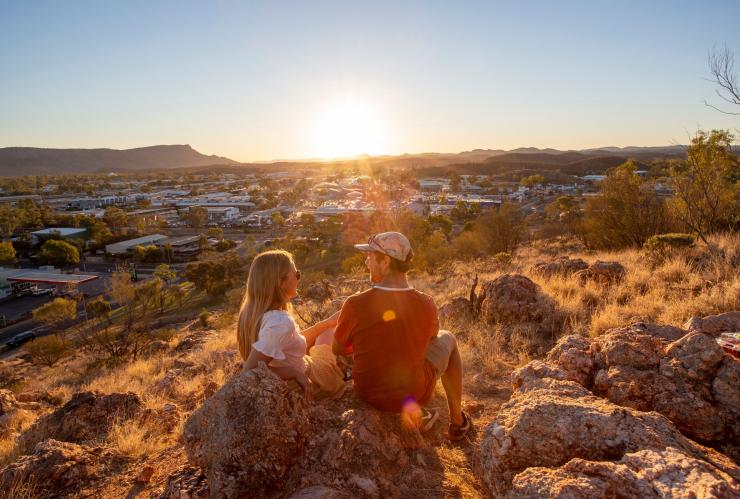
[103,207,128,235]
[207,227,224,240]
[186,206,208,228]
[271,212,286,228]
[153,264,176,314]
[25,336,71,367]
[183,253,248,297]
[453,203,526,257]
[669,130,739,244]
[38,239,80,267]
[0,240,16,265]
[0,205,20,238]
[447,171,461,193]
[580,161,672,249]
[33,298,77,336]
[520,174,545,188]
[706,44,740,115]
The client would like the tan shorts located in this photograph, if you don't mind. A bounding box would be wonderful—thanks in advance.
[425,330,456,378]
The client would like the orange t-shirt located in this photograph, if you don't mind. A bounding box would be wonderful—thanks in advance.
[334,287,439,412]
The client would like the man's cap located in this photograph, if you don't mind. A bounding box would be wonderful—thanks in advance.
[354,231,412,261]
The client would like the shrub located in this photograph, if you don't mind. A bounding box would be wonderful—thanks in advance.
[25,336,71,367]
[199,309,210,328]
[493,252,512,265]
[644,233,695,261]
[153,328,177,342]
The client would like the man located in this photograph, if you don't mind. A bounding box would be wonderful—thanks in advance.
[333,231,471,440]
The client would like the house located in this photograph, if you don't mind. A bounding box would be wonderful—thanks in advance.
[31,227,88,245]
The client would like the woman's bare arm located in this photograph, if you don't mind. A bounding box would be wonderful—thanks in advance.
[300,311,339,351]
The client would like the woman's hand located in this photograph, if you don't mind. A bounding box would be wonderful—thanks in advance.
[324,310,340,328]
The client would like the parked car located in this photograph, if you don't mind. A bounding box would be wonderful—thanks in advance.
[30,287,53,296]
[6,331,37,349]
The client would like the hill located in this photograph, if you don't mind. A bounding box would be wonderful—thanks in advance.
[0,145,237,175]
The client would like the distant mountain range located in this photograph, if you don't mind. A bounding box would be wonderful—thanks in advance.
[0,145,236,176]
[0,144,697,177]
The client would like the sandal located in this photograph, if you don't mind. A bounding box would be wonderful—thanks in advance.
[447,411,471,441]
[419,407,439,432]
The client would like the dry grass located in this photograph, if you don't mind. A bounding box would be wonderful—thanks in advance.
[106,416,181,458]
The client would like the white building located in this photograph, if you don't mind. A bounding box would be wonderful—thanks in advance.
[206,207,240,223]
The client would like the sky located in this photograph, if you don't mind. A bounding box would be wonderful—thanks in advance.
[1,0,739,162]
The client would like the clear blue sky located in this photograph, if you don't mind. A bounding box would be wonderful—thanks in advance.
[2,0,739,161]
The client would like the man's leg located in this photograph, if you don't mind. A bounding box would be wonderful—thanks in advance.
[426,330,464,425]
[441,340,463,425]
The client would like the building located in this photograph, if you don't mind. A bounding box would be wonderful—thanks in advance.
[105,234,168,255]
[418,179,449,192]
[157,235,202,259]
[206,207,240,223]
[31,227,88,244]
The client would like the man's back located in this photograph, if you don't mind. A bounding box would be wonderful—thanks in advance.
[334,287,438,412]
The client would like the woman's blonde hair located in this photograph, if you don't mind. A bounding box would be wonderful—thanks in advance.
[237,249,296,360]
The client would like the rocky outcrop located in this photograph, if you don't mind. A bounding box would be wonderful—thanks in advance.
[19,391,144,451]
[476,274,563,355]
[479,363,739,497]
[684,311,740,337]
[438,297,473,323]
[531,256,589,277]
[183,363,429,498]
[183,364,311,497]
[574,260,626,286]
[510,447,738,498]
[0,439,116,496]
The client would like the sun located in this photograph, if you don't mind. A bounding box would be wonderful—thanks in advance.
[309,98,387,159]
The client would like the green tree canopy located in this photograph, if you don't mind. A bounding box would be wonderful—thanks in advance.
[0,240,16,265]
[38,239,80,267]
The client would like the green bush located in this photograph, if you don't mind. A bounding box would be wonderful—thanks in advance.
[199,309,210,328]
[493,252,512,265]
[644,233,695,261]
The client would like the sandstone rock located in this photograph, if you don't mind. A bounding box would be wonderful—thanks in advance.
[19,391,143,451]
[544,334,595,387]
[302,280,333,302]
[531,256,589,277]
[136,465,155,483]
[175,331,214,353]
[160,465,208,499]
[0,439,114,496]
[684,311,740,337]
[183,364,310,498]
[574,260,626,286]
[476,274,562,354]
[289,485,347,499]
[592,326,666,370]
[510,447,739,498]
[438,297,472,322]
[478,369,739,496]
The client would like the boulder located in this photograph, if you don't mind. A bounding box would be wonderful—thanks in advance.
[544,335,595,387]
[478,365,739,497]
[510,447,739,498]
[302,280,333,302]
[183,364,311,498]
[0,439,114,496]
[574,260,626,286]
[438,297,472,323]
[684,311,740,337]
[531,256,589,277]
[160,465,209,499]
[175,330,214,353]
[19,391,143,451]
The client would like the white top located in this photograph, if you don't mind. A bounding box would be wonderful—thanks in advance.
[251,310,307,374]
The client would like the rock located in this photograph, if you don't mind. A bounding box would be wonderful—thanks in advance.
[476,274,562,355]
[289,486,347,499]
[349,474,379,496]
[206,350,242,377]
[302,280,333,302]
[136,465,155,483]
[531,256,589,277]
[478,369,739,497]
[574,260,626,286]
[544,334,595,387]
[160,465,209,499]
[510,447,739,498]
[0,439,114,496]
[183,364,310,498]
[684,311,740,337]
[156,369,186,398]
[19,391,143,451]
[15,390,63,406]
[0,389,20,416]
[175,331,214,353]
[438,297,472,322]
[592,326,666,370]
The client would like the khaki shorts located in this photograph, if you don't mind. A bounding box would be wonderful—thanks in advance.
[425,330,456,378]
